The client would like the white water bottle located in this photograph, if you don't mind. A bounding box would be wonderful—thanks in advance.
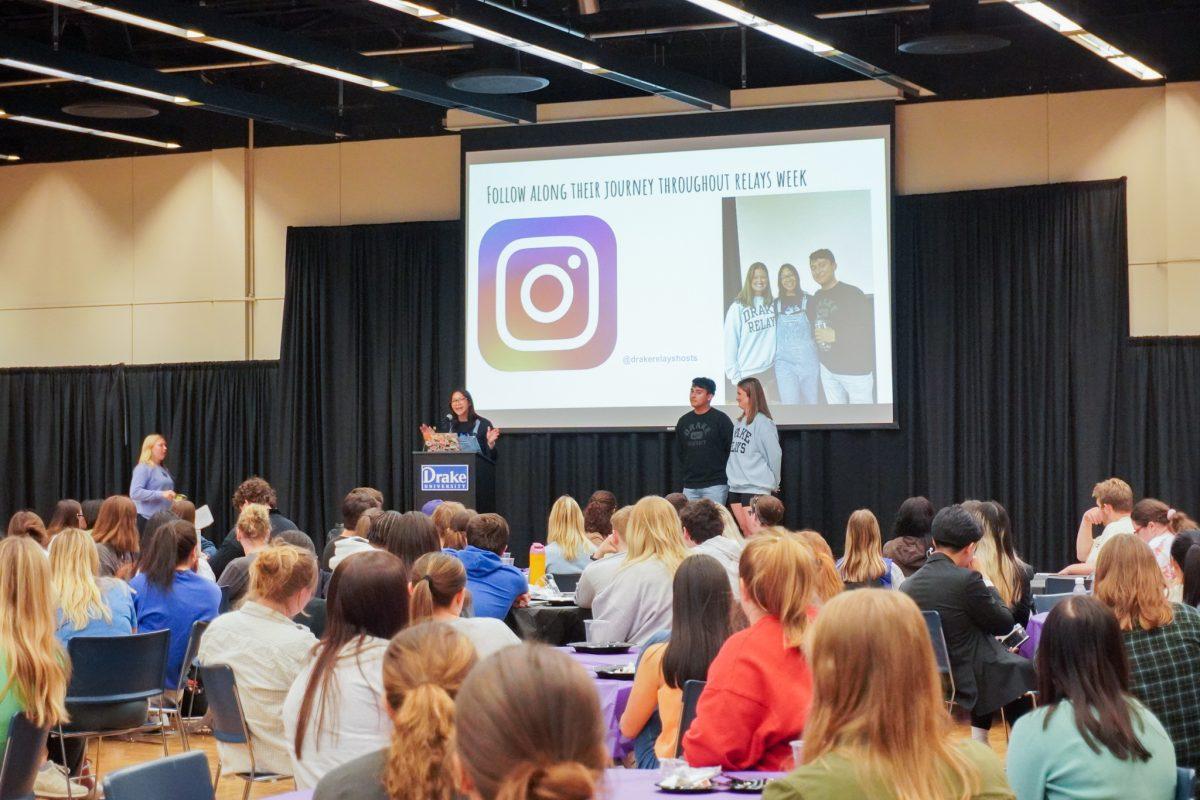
[1073,577,1087,594]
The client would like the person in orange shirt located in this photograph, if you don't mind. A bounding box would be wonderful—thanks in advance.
[682,531,817,771]
[618,555,735,768]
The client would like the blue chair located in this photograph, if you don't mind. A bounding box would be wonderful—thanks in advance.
[0,714,50,800]
[675,679,707,756]
[101,750,213,800]
[1177,767,1195,800]
[59,629,171,798]
[922,610,956,707]
[1043,576,1089,595]
[1034,593,1074,614]
[198,664,291,800]
[153,620,209,752]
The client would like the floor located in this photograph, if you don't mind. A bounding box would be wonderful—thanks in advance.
[92,723,1010,799]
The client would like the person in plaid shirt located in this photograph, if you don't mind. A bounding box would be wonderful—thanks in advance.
[1096,534,1200,773]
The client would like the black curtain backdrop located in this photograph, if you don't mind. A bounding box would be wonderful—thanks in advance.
[0,361,277,537]
[6,178,1200,572]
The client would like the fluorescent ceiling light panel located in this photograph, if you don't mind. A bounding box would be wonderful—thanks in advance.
[1005,1,1163,81]
[1,153,20,161]
[0,57,192,104]
[43,0,202,38]
[0,108,179,148]
[683,0,838,54]
[365,1,602,72]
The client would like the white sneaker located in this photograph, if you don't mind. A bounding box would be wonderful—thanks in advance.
[33,762,73,799]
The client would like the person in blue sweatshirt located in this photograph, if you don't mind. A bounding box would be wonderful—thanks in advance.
[726,377,782,536]
[448,513,528,619]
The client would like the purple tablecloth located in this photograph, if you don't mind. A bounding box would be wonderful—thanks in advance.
[604,767,787,798]
[559,646,640,760]
[1017,612,1048,659]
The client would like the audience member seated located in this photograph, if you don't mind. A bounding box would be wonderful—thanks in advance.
[664,492,689,515]
[1170,531,1200,607]
[883,496,934,577]
[963,500,1034,625]
[329,506,381,570]
[131,519,221,690]
[837,509,905,589]
[1007,595,1176,800]
[216,503,272,608]
[1131,498,1195,588]
[447,513,527,620]
[0,537,73,798]
[620,555,734,768]
[142,509,217,582]
[7,509,48,548]
[1095,534,1200,774]
[321,487,384,570]
[46,499,84,541]
[444,507,475,550]
[900,505,1035,744]
[1062,477,1134,575]
[80,498,103,531]
[546,495,596,575]
[211,477,300,578]
[283,549,410,788]
[794,529,844,604]
[764,589,1013,800]
[369,510,441,570]
[313,623,476,800]
[430,501,467,550]
[745,495,784,535]
[592,496,688,644]
[574,505,632,609]
[409,552,520,659]
[199,542,318,779]
[584,490,618,542]
[50,529,136,644]
[683,531,816,770]
[454,644,609,800]
[91,495,140,579]
[171,498,217,558]
[680,499,742,592]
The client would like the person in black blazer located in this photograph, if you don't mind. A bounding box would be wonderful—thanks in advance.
[900,504,1036,744]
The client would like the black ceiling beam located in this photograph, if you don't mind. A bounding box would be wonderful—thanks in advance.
[408,0,731,110]
[48,0,537,124]
[0,33,343,138]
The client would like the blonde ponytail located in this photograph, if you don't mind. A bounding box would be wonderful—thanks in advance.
[739,530,817,647]
[409,553,467,624]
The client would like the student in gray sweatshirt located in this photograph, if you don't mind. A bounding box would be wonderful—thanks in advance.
[726,377,782,536]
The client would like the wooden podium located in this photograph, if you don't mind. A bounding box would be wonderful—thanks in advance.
[413,451,495,512]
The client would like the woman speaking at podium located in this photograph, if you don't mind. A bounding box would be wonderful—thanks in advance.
[420,388,500,461]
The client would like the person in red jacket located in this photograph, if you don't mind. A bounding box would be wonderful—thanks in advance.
[682,530,817,770]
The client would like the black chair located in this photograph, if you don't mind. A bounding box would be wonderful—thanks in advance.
[1043,576,1089,595]
[922,610,956,707]
[58,629,171,799]
[153,620,209,751]
[0,714,50,800]
[294,597,327,639]
[675,679,706,756]
[1176,767,1196,800]
[218,585,233,614]
[198,664,291,800]
[549,572,581,593]
[1034,593,1073,614]
[101,750,213,800]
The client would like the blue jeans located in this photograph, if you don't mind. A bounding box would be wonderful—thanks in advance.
[775,357,820,405]
[683,485,728,505]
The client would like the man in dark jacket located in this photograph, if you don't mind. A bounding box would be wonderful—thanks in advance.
[209,476,300,578]
[901,504,1035,745]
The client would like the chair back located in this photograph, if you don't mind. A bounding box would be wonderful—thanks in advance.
[922,611,952,674]
[66,630,170,704]
[218,584,233,614]
[1043,576,1089,595]
[176,620,210,705]
[1034,593,1073,614]
[550,572,581,593]
[675,679,706,756]
[1177,767,1196,800]
[102,750,214,800]
[197,664,250,746]
[0,714,50,800]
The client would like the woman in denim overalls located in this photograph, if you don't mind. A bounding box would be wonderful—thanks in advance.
[773,263,821,405]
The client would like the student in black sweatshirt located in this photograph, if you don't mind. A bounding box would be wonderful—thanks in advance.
[675,377,734,506]
[808,248,876,405]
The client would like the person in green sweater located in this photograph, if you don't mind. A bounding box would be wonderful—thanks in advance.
[764,589,1013,800]
[1006,594,1176,800]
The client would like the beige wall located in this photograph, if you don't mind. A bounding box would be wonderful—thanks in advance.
[1,82,1197,367]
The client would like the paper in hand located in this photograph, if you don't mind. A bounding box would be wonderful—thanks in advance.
[194,504,215,530]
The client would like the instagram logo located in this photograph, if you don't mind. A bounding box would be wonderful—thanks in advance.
[478,215,617,372]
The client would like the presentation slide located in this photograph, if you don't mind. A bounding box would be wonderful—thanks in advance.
[464,126,893,429]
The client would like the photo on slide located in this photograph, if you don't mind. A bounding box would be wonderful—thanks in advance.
[721,190,877,406]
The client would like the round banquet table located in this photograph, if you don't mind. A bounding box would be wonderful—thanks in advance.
[265,769,789,800]
[507,602,591,645]
[559,645,640,760]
